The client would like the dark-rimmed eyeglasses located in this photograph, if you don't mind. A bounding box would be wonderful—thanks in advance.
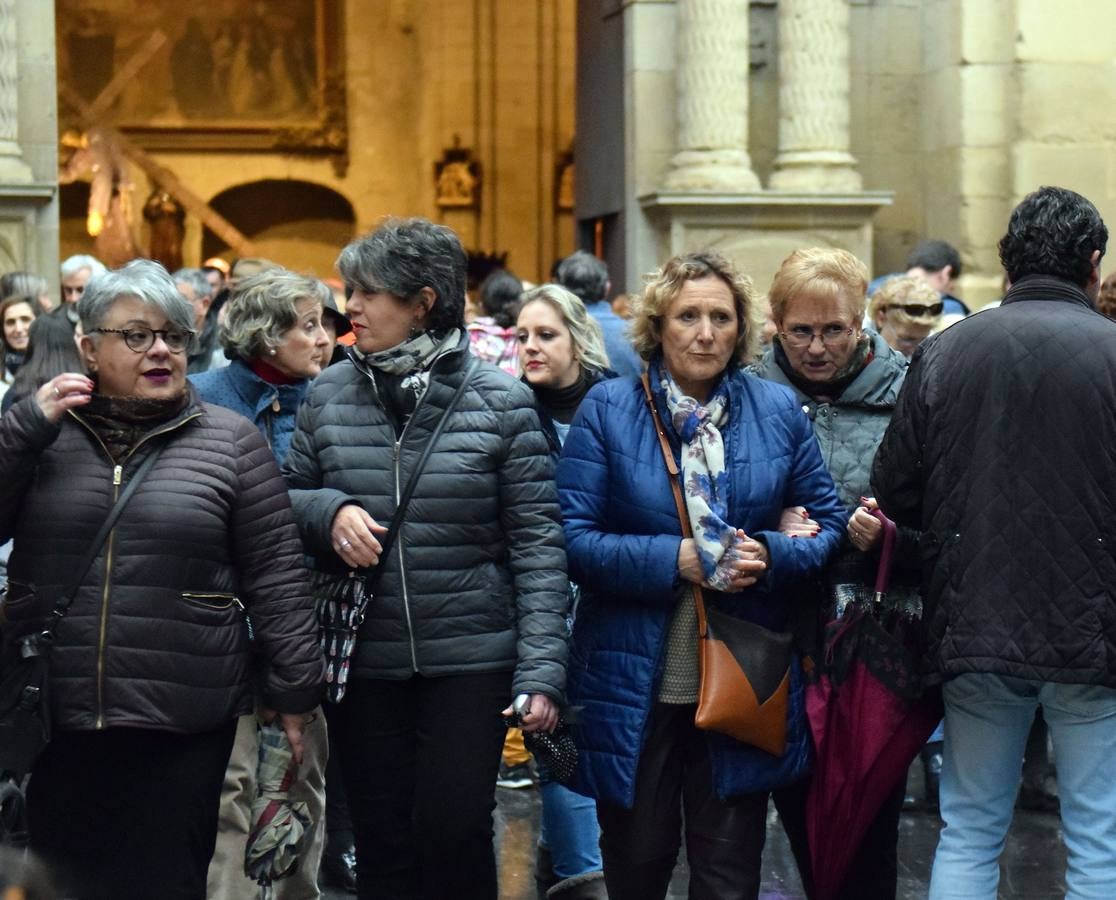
[92,326,193,354]
[881,302,944,317]
[780,325,856,350]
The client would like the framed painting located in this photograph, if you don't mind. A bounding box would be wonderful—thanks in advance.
[56,0,347,160]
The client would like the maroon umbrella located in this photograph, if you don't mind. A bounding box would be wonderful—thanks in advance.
[805,511,943,900]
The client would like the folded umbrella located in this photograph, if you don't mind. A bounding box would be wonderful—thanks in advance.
[244,721,312,899]
[805,511,943,900]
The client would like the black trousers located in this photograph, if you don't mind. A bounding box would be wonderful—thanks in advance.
[774,774,906,900]
[595,703,770,900]
[328,672,513,900]
[27,721,237,900]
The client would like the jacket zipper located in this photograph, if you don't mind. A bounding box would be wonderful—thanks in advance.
[356,352,451,675]
[94,465,122,728]
[393,379,435,674]
[70,411,202,729]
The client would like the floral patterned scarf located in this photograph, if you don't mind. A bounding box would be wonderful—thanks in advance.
[657,361,738,592]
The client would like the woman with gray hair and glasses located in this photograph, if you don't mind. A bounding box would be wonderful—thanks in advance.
[0,258,322,900]
[283,217,569,900]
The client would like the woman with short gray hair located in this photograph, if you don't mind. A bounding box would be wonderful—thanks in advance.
[284,217,569,900]
[0,258,322,899]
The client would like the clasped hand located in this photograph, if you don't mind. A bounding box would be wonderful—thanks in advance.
[677,530,768,591]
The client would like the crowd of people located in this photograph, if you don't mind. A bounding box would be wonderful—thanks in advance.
[0,185,1114,900]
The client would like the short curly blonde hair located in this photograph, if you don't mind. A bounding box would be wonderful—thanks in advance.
[869,275,942,328]
[221,268,331,362]
[768,247,869,325]
[629,252,761,366]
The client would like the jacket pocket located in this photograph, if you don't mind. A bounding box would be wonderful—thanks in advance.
[180,591,240,612]
[0,581,47,623]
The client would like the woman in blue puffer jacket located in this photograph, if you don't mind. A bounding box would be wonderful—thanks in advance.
[556,252,846,900]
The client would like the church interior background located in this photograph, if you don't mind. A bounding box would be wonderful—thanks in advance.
[0,0,1113,306]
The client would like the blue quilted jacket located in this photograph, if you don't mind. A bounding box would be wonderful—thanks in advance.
[556,366,846,806]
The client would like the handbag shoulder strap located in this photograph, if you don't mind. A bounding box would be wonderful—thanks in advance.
[640,373,709,637]
[367,356,480,592]
[43,439,167,637]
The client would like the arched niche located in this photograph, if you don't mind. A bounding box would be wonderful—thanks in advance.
[202,180,356,277]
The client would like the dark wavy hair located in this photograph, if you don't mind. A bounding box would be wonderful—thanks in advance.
[477,269,523,328]
[999,186,1108,286]
[6,311,86,407]
[337,217,467,333]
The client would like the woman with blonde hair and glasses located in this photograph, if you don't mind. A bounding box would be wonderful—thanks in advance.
[869,274,943,358]
[751,247,919,900]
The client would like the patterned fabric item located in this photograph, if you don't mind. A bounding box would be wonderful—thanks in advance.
[79,391,192,462]
[466,318,518,375]
[658,365,738,592]
[355,328,463,412]
[657,587,700,703]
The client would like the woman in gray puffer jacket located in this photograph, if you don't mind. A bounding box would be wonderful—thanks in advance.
[750,247,916,900]
[282,218,569,900]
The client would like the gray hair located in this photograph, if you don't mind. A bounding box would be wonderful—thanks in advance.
[337,217,466,333]
[0,271,48,299]
[221,268,331,362]
[555,250,609,306]
[172,267,213,301]
[61,254,106,281]
[518,283,610,373]
[78,259,194,334]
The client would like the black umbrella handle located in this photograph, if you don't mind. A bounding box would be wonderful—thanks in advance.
[871,510,897,602]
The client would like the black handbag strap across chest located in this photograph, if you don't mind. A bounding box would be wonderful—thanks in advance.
[41,440,166,637]
[365,357,479,595]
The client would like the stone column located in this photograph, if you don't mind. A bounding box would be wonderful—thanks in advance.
[662,0,760,192]
[0,0,32,183]
[769,0,861,192]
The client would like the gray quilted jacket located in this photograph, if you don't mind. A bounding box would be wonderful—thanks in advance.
[750,332,920,612]
[873,275,1116,686]
[282,335,569,700]
[0,393,323,733]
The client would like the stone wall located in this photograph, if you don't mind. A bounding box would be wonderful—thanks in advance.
[1,0,58,291]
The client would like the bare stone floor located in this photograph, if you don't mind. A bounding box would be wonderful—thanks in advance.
[323,770,1069,899]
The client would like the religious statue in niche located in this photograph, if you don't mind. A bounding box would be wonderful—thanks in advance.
[435,137,481,209]
[555,147,575,212]
[143,189,186,273]
[59,127,140,267]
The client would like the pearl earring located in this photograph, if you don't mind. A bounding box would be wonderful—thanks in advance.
[268,348,277,356]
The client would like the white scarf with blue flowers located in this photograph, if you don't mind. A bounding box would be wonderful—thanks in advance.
[660,369,739,592]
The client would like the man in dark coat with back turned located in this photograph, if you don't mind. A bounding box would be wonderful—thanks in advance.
[872,185,1116,900]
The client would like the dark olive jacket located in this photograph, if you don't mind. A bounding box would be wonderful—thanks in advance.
[282,336,569,700]
[0,392,323,733]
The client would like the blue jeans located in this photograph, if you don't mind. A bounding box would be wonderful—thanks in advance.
[930,674,1116,900]
[538,774,602,879]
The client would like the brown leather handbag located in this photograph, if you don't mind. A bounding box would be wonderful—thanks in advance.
[641,374,792,756]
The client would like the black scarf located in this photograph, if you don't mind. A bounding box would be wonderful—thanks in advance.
[79,391,190,462]
[773,336,873,404]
